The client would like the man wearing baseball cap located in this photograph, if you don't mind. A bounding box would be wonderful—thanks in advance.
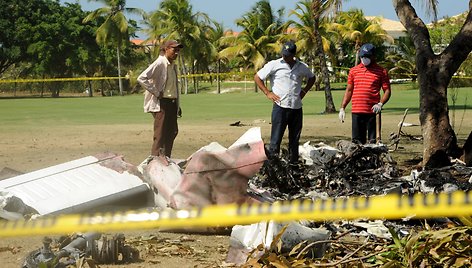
[137,39,184,164]
[255,40,315,165]
[338,43,391,144]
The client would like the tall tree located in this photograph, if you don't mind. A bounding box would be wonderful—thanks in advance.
[194,20,225,92]
[83,0,143,96]
[429,14,472,78]
[332,9,393,65]
[219,0,285,69]
[147,0,211,94]
[384,36,417,81]
[1,0,121,97]
[287,0,342,113]
[219,0,285,92]
[393,0,472,167]
[0,0,30,75]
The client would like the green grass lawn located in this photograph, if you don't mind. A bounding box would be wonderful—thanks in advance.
[1,85,470,129]
[1,85,470,174]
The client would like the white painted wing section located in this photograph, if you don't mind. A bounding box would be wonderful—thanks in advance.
[0,155,147,215]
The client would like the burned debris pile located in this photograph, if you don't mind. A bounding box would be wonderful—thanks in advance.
[416,163,472,193]
[244,140,472,266]
[251,140,472,200]
[251,141,401,199]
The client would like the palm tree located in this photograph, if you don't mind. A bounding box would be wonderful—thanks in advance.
[286,0,343,113]
[83,0,143,96]
[219,0,285,91]
[196,21,225,93]
[146,0,211,94]
[331,9,393,65]
[384,36,417,81]
[219,0,285,69]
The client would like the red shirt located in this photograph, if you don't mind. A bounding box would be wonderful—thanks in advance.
[347,63,390,113]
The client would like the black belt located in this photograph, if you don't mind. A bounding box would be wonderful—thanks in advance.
[161,98,177,103]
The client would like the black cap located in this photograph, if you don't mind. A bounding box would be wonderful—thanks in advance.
[281,41,297,56]
[359,43,375,57]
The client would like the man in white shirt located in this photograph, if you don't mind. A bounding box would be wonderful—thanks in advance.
[254,40,315,164]
[137,40,183,163]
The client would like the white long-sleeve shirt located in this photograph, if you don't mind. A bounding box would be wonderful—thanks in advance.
[137,55,180,113]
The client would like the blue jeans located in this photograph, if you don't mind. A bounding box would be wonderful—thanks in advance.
[269,104,303,163]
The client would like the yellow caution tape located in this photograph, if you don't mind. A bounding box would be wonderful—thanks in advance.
[0,72,254,84]
[0,76,125,83]
[1,72,471,84]
[1,191,471,237]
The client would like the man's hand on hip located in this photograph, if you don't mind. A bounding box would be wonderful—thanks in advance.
[266,92,280,103]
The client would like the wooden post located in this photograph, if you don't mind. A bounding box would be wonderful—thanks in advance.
[376,113,382,144]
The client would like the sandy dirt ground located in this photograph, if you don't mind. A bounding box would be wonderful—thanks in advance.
[0,114,428,267]
[0,121,259,268]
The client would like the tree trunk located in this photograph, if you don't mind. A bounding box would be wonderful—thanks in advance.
[87,80,93,97]
[354,42,360,66]
[217,60,221,94]
[418,62,459,167]
[462,131,472,166]
[179,56,188,94]
[312,3,336,113]
[117,46,123,96]
[192,63,198,94]
[41,74,45,97]
[51,81,60,98]
[100,80,106,96]
[254,69,258,93]
[393,0,472,168]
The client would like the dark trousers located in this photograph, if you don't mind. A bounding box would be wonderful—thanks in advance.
[151,98,178,157]
[352,113,376,144]
[269,104,303,163]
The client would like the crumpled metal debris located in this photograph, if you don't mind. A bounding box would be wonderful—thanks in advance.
[23,232,139,268]
[413,163,472,193]
[0,190,38,220]
[251,140,402,200]
[0,152,152,220]
[246,139,472,262]
[251,140,472,201]
[226,220,330,265]
[350,220,392,239]
[143,127,267,209]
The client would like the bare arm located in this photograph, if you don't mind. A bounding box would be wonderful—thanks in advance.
[380,86,391,105]
[301,76,316,99]
[340,83,354,109]
[254,74,280,103]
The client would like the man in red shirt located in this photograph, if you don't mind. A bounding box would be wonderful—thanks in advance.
[338,43,391,144]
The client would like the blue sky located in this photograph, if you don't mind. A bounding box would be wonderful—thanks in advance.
[63,0,469,38]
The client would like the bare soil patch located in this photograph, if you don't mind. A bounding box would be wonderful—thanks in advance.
[0,114,428,267]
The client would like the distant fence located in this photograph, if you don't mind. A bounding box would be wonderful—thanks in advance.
[0,72,259,97]
[1,69,471,97]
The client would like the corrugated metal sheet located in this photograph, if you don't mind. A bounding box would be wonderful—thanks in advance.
[0,154,150,215]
